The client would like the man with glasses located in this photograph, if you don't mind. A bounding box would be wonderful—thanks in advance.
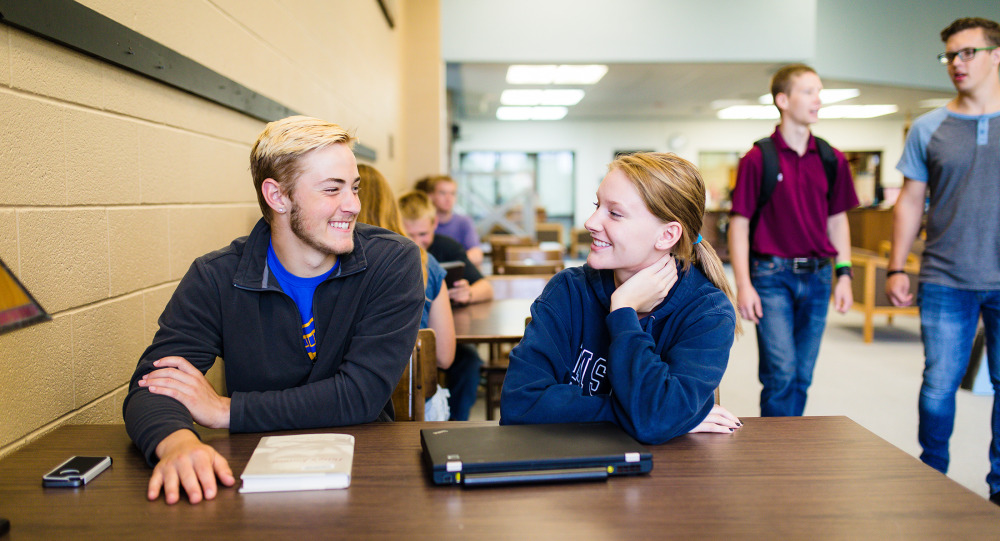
[888,17,1000,506]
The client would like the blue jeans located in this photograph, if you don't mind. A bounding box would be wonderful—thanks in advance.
[446,344,482,421]
[917,282,1000,495]
[751,257,832,417]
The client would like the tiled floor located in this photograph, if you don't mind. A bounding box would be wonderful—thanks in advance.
[469,263,995,500]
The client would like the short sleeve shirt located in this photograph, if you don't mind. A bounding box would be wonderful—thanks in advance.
[422,253,446,329]
[429,234,484,285]
[896,107,1000,289]
[435,213,480,251]
[731,128,859,258]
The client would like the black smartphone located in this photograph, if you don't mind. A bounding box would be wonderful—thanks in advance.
[41,456,112,487]
[440,261,466,288]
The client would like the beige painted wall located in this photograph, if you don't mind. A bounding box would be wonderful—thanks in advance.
[0,0,442,458]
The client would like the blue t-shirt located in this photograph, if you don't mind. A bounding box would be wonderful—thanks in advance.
[267,243,338,360]
[422,254,446,329]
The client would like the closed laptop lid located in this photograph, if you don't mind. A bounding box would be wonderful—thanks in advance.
[421,422,653,486]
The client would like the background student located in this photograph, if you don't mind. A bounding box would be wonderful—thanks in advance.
[416,175,485,266]
[500,152,741,443]
[358,164,455,420]
[887,17,1000,505]
[728,64,858,417]
[399,190,487,420]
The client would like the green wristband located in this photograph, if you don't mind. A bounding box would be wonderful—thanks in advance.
[835,261,852,269]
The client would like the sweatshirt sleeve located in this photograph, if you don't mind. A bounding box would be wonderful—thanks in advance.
[499,284,616,425]
[604,300,735,444]
[123,258,226,466]
[227,241,424,432]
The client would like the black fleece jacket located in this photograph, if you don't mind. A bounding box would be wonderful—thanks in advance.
[123,219,424,465]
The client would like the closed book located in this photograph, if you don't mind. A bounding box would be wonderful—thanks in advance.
[239,433,354,493]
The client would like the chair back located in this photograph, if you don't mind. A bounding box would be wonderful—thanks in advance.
[535,222,564,245]
[570,227,592,259]
[488,234,536,274]
[503,246,564,275]
[392,328,437,421]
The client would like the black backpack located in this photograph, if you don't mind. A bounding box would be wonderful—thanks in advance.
[748,136,839,242]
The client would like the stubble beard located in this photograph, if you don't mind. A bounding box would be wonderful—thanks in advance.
[289,201,354,256]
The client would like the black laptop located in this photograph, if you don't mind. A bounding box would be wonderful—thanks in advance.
[421,422,653,486]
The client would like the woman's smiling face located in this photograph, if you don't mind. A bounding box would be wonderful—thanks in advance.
[584,168,669,282]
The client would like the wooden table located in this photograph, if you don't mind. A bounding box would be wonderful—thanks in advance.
[452,298,533,345]
[452,298,533,419]
[0,418,997,539]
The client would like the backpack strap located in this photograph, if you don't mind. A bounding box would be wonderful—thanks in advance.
[748,136,841,246]
[813,136,839,205]
[749,137,779,245]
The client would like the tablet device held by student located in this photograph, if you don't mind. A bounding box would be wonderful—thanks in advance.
[42,456,112,487]
[440,261,466,288]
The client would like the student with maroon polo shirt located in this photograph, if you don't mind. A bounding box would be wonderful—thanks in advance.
[728,64,859,417]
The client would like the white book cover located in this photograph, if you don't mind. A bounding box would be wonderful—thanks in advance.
[239,433,354,493]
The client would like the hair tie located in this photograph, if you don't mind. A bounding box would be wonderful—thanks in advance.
[694,234,703,245]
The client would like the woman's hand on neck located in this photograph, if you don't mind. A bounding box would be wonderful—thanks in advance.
[610,252,678,317]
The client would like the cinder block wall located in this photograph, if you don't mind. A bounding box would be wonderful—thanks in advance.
[0,0,437,458]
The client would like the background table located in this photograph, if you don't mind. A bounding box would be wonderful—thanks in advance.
[0,417,997,539]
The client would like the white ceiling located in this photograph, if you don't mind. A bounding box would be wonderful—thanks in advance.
[448,62,955,122]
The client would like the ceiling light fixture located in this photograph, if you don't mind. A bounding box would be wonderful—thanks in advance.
[757,88,861,105]
[501,89,585,106]
[506,64,608,85]
[819,104,898,119]
[496,106,569,121]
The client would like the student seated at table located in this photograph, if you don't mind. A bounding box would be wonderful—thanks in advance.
[122,116,424,505]
[357,164,455,420]
[399,190,487,420]
[500,152,742,443]
[415,175,485,267]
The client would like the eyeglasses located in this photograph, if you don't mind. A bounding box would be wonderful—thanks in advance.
[937,47,998,64]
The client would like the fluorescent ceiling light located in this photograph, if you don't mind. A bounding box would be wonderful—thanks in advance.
[552,65,607,85]
[757,88,860,105]
[819,104,898,119]
[500,89,546,105]
[500,89,585,106]
[496,106,568,121]
[717,105,780,120]
[506,65,557,84]
[540,89,585,105]
[506,64,608,85]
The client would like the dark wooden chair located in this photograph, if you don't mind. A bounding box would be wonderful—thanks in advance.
[570,227,592,259]
[535,222,564,246]
[392,328,437,421]
[488,234,535,275]
[502,246,564,276]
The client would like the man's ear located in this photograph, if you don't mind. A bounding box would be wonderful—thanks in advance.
[655,221,683,252]
[262,178,289,215]
[774,92,789,113]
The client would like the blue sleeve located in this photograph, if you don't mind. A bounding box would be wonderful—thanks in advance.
[896,108,946,182]
[460,215,480,249]
[604,301,735,444]
[500,281,616,425]
[421,254,446,329]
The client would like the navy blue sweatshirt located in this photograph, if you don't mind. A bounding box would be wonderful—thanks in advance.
[500,263,736,444]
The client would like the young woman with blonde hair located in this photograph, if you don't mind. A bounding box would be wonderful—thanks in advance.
[501,152,741,442]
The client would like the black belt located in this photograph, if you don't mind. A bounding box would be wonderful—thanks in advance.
[751,253,831,273]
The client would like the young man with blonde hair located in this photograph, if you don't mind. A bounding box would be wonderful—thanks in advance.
[399,190,491,420]
[417,175,485,266]
[123,116,424,505]
[729,64,858,417]
[888,17,1000,505]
